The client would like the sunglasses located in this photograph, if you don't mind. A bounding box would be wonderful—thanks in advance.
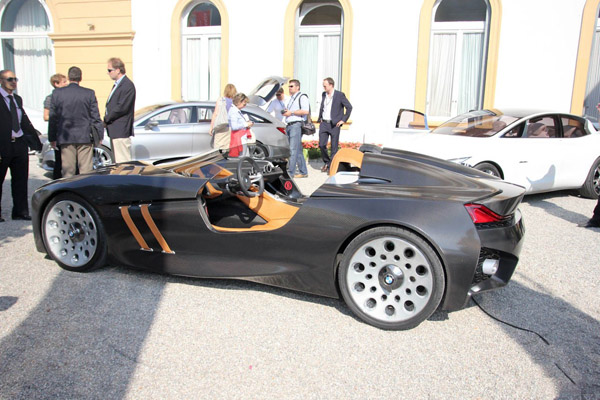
[107,69,115,73]
[2,77,18,82]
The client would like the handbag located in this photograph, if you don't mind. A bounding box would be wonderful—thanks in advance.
[299,94,316,135]
[212,97,229,135]
[246,129,256,144]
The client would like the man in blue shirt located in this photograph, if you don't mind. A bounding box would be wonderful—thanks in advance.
[282,79,309,178]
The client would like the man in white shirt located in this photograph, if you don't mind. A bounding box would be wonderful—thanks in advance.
[266,88,286,122]
[282,79,309,178]
[317,77,352,172]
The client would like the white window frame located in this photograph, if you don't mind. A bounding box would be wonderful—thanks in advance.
[0,0,54,112]
[181,3,221,101]
[295,2,343,112]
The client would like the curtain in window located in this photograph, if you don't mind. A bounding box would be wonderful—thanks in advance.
[6,0,52,110]
[429,33,456,117]
[296,35,318,109]
[458,32,483,114]
[183,38,202,100]
[208,37,221,100]
[584,29,600,120]
[323,34,340,87]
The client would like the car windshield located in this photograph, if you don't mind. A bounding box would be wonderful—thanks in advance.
[154,150,226,179]
[134,104,172,121]
[432,110,519,137]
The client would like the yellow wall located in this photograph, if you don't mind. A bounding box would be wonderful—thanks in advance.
[46,0,135,114]
[571,0,600,114]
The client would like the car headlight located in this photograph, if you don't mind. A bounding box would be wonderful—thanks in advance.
[447,157,473,167]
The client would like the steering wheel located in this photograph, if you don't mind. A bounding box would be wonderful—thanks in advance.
[236,157,264,197]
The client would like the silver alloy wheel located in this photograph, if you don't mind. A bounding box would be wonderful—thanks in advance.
[93,146,113,169]
[345,236,434,323]
[43,200,98,268]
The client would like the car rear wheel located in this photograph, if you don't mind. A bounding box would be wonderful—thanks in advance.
[94,145,114,169]
[474,162,501,178]
[579,157,600,199]
[252,143,268,160]
[338,227,445,330]
[42,193,107,272]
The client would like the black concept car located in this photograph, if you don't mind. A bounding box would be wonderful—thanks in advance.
[32,146,526,330]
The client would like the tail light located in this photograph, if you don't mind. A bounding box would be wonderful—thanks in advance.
[277,127,286,135]
[465,203,505,224]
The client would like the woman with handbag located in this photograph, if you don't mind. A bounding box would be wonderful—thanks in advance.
[210,83,237,154]
[228,93,254,158]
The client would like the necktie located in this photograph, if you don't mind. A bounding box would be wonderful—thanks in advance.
[8,95,20,133]
[107,83,117,104]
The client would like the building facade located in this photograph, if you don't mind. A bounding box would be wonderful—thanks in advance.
[2,0,600,144]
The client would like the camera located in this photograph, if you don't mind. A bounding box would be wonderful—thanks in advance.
[281,109,288,114]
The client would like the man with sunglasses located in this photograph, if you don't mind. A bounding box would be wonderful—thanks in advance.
[104,57,136,163]
[0,70,37,222]
[282,79,309,178]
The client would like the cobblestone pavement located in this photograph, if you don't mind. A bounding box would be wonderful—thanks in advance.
[1,155,599,399]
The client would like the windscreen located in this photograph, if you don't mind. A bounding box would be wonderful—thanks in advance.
[432,110,518,137]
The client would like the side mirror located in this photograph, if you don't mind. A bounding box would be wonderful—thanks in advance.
[145,120,159,130]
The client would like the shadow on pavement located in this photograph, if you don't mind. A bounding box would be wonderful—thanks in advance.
[0,268,164,399]
[473,280,600,398]
[523,190,591,225]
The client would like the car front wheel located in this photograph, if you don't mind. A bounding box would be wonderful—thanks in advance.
[474,162,501,178]
[338,227,445,330]
[41,193,107,272]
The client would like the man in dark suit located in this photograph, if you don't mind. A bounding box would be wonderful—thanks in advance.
[0,69,37,221]
[317,77,352,172]
[104,57,136,163]
[49,66,103,178]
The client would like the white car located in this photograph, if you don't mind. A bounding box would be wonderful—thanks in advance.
[391,109,600,198]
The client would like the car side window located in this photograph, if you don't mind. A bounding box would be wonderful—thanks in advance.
[561,116,587,138]
[149,107,191,125]
[197,107,214,122]
[524,116,556,138]
[502,123,524,138]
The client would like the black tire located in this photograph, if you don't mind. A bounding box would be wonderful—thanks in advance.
[252,143,268,160]
[94,145,114,169]
[41,193,107,272]
[579,157,600,199]
[338,227,445,330]
[474,162,501,178]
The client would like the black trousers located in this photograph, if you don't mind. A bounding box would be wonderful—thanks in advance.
[0,138,29,217]
[591,196,600,223]
[53,148,62,179]
[319,121,340,166]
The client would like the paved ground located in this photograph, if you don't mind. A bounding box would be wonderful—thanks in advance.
[1,155,599,399]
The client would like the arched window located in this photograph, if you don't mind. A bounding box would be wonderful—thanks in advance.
[0,0,52,110]
[583,5,600,120]
[427,0,489,119]
[181,1,221,101]
[295,0,343,110]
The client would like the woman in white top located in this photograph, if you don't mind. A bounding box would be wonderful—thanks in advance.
[228,93,254,157]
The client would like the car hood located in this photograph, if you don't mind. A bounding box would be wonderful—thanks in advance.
[247,76,288,106]
[391,131,489,160]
